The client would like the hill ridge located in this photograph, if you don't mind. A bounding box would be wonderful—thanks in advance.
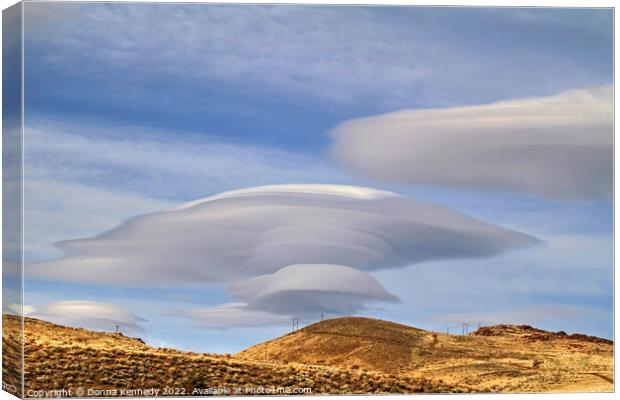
[237,316,613,392]
[2,314,613,394]
[2,314,456,396]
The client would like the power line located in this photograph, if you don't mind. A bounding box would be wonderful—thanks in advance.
[443,321,484,336]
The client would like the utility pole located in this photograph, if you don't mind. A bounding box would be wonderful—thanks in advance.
[320,313,324,321]
[115,325,120,333]
[462,323,470,335]
[292,318,300,332]
[446,327,450,335]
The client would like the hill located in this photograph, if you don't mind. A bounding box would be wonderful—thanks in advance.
[237,317,613,393]
[2,315,613,395]
[2,315,456,397]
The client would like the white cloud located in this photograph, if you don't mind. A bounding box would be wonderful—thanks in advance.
[330,86,613,199]
[3,303,35,316]
[25,184,538,329]
[175,184,394,209]
[28,184,537,286]
[182,263,398,327]
[27,300,146,334]
[230,263,399,316]
[180,303,289,329]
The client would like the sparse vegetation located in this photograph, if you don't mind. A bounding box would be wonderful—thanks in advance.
[238,317,614,393]
[3,315,457,395]
[2,315,613,395]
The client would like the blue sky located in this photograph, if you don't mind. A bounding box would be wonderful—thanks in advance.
[16,3,613,352]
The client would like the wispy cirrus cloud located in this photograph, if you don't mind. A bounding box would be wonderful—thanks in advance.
[25,119,341,201]
[180,304,290,329]
[25,3,612,113]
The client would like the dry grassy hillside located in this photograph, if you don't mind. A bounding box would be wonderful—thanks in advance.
[2,315,22,397]
[2,315,613,395]
[2,315,456,396]
[238,317,428,372]
[238,317,613,393]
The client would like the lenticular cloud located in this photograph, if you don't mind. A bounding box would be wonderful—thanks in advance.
[183,263,401,327]
[30,184,537,287]
[28,300,146,334]
[330,86,613,199]
[231,263,400,315]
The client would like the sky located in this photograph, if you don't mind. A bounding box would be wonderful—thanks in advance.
[7,2,613,352]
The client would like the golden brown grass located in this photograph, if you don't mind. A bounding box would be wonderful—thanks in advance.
[3,315,613,395]
[238,317,614,393]
[3,315,456,396]
[2,315,22,397]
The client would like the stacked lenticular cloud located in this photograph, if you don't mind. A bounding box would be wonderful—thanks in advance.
[30,184,537,326]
